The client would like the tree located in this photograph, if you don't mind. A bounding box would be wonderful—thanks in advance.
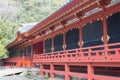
[0,0,68,59]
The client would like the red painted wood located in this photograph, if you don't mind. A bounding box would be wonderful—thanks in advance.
[40,63,44,76]
[4,1,120,80]
[50,63,55,78]
[87,63,94,80]
[65,63,70,80]
[54,70,65,75]
[27,0,96,35]
[69,72,88,78]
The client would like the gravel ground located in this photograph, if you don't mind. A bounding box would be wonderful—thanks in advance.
[0,67,87,80]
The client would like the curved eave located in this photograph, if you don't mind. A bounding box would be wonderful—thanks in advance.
[6,39,17,49]
[5,37,26,49]
[6,0,103,49]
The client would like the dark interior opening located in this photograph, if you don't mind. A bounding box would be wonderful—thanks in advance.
[107,12,120,48]
[66,28,79,50]
[70,66,87,73]
[54,34,63,51]
[23,47,27,56]
[44,65,50,70]
[54,65,65,71]
[82,20,103,47]
[45,38,52,53]
[28,45,31,56]
[94,66,120,77]
[33,41,43,54]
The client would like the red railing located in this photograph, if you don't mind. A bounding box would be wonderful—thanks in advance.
[4,56,32,62]
[33,43,120,63]
[4,56,23,62]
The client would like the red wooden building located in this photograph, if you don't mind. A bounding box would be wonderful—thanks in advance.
[4,0,120,80]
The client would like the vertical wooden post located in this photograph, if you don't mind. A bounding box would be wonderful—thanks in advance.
[52,33,54,54]
[87,63,94,80]
[50,63,55,79]
[103,14,108,45]
[79,21,83,49]
[43,40,45,54]
[63,27,66,52]
[32,63,35,68]
[78,19,83,58]
[40,63,44,76]
[61,20,67,61]
[62,25,68,61]
[102,9,109,57]
[65,63,70,80]
[61,20,67,52]
[76,11,84,52]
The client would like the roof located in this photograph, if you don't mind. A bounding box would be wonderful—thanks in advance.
[6,0,119,49]
[19,22,38,33]
[6,1,72,49]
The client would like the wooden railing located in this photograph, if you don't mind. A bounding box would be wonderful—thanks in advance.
[4,56,22,62]
[4,56,32,62]
[33,43,120,62]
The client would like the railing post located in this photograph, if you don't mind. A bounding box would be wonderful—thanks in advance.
[88,48,92,59]
[50,63,55,79]
[32,63,36,68]
[103,45,109,60]
[87,63,94,80]
[76,50,79,58]
[80,48,84,59]
[65,63,70,80]
[40,63,44,76]
[65,51,68,61]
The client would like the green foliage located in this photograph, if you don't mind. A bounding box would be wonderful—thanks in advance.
[16,0,68,23]
[0,0,68,59]
[0,44,8,59]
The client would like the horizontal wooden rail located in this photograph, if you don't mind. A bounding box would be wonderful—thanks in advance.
[69,72,87,78]
[54,70,65,75]
[43,69,51,73]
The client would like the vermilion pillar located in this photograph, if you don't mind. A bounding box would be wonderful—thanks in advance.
[61,20,67,52]
[103,13,108,45]
[63,28,66,52]
[102,9,109,57]
[32,63,36,68]
[65,63,70,80]
[87,63,94,80]
[43,35,45,53]
[40,63,44,76]
[52,32,54,54]
[50,63,55,78]
[79,20,83,49]
[77,11,84,53]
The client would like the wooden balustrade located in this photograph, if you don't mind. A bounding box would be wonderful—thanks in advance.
[33,43,120,63]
